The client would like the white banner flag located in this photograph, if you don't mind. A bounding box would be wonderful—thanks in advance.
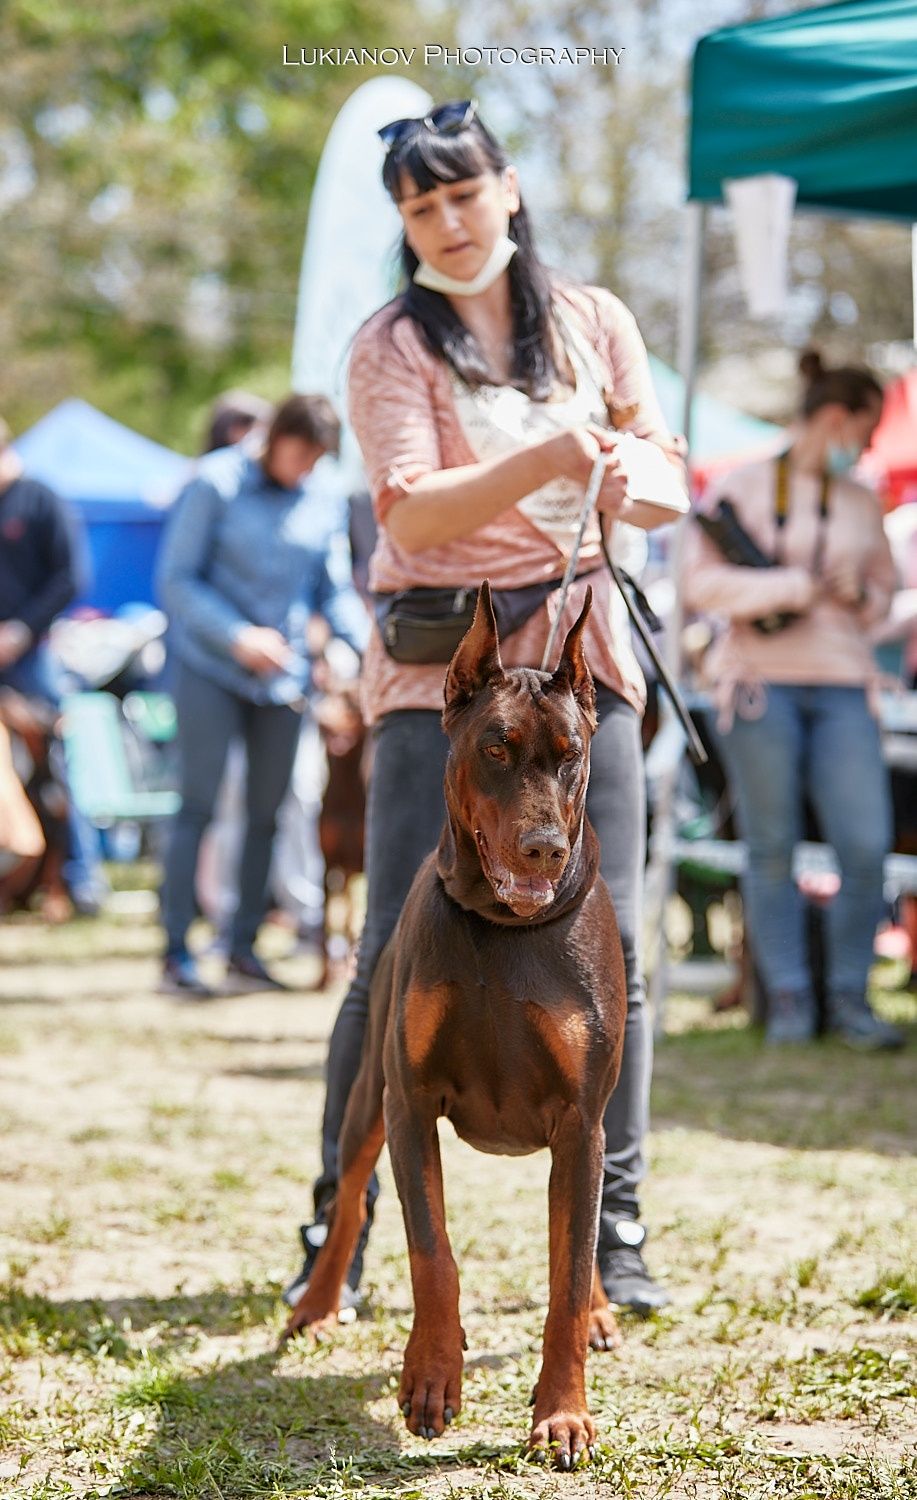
[724,173,797,320]
[291,76,432,488]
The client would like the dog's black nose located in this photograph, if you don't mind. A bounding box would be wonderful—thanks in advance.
[518,828,568,868]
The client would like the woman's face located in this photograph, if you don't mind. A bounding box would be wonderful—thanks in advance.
[265,436,323,489]
[818,395,884,456]
[396,166,520,279]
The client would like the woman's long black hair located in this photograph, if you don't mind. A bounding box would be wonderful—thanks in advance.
[380,110,564,400]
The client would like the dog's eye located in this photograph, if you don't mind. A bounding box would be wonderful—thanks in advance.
[484,744,508,763]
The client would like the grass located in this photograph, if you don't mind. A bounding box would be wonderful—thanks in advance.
[857,1270,917,1318]
[0,886,914,1498]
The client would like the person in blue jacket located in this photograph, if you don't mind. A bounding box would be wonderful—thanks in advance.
[156,394,368,997]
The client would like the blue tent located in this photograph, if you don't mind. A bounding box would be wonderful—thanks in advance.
[14,399,191,612]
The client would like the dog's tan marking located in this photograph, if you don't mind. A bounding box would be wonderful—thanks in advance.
[525,1002,590,1090]
[404,985,451,1070]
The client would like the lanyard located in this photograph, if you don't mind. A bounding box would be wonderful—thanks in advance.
[774,451,830,575]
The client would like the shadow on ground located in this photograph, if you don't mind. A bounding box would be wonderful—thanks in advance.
[221,1062,326,1082]
[118,1351,523,1497]
[653,998,916,1155]
[0,1284,281,1360]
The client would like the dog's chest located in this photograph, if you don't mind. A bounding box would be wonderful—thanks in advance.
[400,961,609,1151]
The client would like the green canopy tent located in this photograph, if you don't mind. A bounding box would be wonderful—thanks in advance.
[690,0,917,223]
[678,0,917,441]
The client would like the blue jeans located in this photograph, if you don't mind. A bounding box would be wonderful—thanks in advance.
[160,660,302,957]
[716,684,892,1003]
[0,645,106,902]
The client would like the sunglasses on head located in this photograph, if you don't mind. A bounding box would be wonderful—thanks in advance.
[377,99,478,150]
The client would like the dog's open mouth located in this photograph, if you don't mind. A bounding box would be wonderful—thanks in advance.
[475,831,559,917]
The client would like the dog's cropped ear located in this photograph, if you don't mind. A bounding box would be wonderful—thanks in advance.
[443,580,504,720]
[550,587,597,730]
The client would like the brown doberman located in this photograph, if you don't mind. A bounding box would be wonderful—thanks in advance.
[283,581,627,1469]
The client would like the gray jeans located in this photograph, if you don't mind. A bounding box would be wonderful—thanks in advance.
[314,683,650,1239]
[161,660,302,956]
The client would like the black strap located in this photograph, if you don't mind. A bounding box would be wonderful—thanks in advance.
[599,528,708,767]
[774,451,830,574]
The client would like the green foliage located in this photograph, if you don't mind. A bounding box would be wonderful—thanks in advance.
[0,0,426,447]
[2,0,910,453]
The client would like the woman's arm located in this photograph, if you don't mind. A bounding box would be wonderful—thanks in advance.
[155,477,250,654]
[588,287,689,531]
[348,321,628,554]
[857,504,898,627]
[680,517,816,620]
[312,531,371,656]
[381,433,621,554]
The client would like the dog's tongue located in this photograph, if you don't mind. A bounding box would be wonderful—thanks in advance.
[495,871,555,913]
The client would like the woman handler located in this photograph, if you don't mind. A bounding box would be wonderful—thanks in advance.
[284,101,689,1315]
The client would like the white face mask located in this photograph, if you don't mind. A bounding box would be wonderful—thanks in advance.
[412,233,517,297]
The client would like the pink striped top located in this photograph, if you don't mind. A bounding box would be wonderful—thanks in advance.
[347,280,684,723]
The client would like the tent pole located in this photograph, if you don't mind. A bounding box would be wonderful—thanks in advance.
[647,200,706,1036]
[678,202,706,447]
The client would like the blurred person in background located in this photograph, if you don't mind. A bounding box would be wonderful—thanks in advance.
[201,390,272,455]
[682,352,903,1051]
[0,415,107,915]
[156,394,368,998]
[872,495,917,991]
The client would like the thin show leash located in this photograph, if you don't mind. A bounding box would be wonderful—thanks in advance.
[539,453,608,672]
[540,452,708,767]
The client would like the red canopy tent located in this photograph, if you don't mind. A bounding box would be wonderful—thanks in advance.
[862,368,917,507]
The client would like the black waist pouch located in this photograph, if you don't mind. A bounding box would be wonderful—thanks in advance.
[373,570,600,665]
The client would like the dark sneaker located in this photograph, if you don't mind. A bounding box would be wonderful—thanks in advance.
[766,990,817,1045]
[224,952,290,993]
[159,952,215,1000]
[281,1219,368,1322]
[598,1218,670,1316]
[829,994,905,1052]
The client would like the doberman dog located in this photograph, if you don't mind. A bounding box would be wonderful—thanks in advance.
[283,582,627,1469]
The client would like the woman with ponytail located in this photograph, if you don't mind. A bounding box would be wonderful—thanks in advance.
[283,100,690,1319]
[682,350,902,1051]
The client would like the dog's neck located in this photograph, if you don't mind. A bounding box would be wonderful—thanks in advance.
[435,803,600,928]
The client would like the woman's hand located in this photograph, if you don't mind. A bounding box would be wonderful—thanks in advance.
[820,560,866,608]
[540,425,631,519]
[231,625,293,675]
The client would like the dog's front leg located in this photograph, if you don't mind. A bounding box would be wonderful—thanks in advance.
[385,1088,464,1440]
[282,1046,387,1342]
[530,1116,604,1469]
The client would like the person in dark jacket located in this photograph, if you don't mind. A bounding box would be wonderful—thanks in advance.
[156,394,368,997]
[0,417,105,913]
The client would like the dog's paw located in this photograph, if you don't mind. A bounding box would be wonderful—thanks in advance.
[588,1304,622,1352]
[528,1407,596,1470]
[398,1334,463,1440]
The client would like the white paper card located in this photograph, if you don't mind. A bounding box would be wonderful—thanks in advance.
[616,432,690,513]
